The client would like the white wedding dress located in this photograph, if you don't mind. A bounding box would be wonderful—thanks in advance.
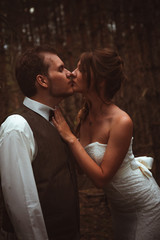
[85,138,160,240]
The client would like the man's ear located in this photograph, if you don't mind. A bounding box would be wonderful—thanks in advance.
[36,74,48,88]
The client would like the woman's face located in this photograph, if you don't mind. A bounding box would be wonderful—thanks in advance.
[72,61,88,93]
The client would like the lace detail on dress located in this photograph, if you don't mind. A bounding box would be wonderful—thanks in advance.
[85,142,107,165]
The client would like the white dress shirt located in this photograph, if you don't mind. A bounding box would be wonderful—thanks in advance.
[0,97,55,240]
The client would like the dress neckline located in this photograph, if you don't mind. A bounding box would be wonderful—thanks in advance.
[84,141,107,149]
[84,137,133,149]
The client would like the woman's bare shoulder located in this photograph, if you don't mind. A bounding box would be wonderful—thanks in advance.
[111,106,133,137]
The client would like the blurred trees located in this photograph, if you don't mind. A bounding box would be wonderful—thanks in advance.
[0,1,160,238]
[0,0,160,178]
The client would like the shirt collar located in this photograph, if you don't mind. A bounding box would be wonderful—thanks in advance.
[23,97,55,121]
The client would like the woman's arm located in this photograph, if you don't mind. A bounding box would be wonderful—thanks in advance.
[52,108,133,188]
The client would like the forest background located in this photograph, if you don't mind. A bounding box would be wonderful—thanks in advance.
[0,0,160,239]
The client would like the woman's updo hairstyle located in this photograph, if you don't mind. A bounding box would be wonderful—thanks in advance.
[80,48,127,100]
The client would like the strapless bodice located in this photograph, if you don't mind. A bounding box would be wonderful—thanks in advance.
[84,139,134,164]
[84,138,153,180]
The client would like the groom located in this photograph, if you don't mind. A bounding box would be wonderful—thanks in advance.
[0,45,80,240]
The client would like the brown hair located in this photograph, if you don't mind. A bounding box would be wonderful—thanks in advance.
[76,48,127,136]
[15,45,57,97]
[80,48,126,100]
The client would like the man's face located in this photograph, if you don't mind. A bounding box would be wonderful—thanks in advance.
[43,53,73,98]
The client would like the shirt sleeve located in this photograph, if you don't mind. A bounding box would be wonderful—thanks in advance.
[0,115,48,240]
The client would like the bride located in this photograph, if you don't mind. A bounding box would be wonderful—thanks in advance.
[52,48,160,240]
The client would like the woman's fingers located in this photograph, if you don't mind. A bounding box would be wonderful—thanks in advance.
[52,116,58,127]
[52,108,67,131]
[54,108,64,122]
[51,108,73,143]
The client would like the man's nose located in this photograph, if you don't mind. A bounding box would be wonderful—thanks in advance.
[65,69,72,79]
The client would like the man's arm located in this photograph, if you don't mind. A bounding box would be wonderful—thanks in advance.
[0,115,48,240]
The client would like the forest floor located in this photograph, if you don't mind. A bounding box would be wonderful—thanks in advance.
[78,175,113,240]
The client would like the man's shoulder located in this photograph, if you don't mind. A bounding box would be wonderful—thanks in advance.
[1,114,30,133]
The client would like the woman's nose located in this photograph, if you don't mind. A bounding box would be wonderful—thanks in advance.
[71,69,77,78]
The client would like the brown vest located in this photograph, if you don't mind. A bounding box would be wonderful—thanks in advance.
[2,105,80,240]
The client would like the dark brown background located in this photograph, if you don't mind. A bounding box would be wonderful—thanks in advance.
[0,0,160,239]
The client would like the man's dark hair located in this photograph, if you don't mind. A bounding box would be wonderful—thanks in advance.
[15,45,57,97]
